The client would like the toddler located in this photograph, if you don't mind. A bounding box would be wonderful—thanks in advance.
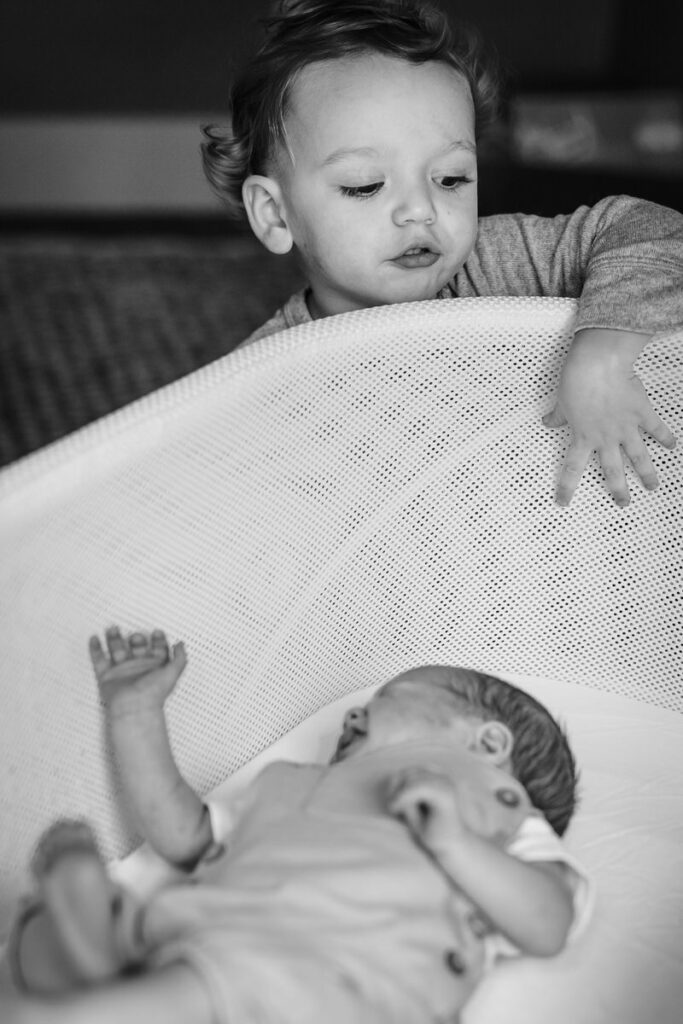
[202,0,682,507]
[3,626,591,1024]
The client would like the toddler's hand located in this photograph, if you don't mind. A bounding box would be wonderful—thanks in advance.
[543,328,676,507]
[386,766,466,855]
[89,626,187,715]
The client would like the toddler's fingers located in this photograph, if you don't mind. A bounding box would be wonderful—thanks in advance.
[642,410,677,451]
[105,626,128,664]
[598,445,630,507]
[622,433,659,492]
[542,405,568,430]
[554,442,591,507]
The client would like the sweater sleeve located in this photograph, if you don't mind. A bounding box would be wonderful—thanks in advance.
[456,195,683,335]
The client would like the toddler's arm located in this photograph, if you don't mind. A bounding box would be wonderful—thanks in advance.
[90,627,213,869]
[387,767,574,957]
[470,196,682,505]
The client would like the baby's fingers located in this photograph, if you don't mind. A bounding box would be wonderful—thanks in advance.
[150,628,170,662]
[168,641,187,678]
[385,766,447,804]
[129,632,150,658]
[387,781,435,836]
[105,625,128,664]
[88,635,110,677]
[387,772,454,836]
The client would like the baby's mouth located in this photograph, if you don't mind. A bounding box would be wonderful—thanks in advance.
[332,733,355,762]
[331,725,364,762]
[391,246,440,269]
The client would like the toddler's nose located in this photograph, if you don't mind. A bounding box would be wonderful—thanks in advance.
[392,182,436,226]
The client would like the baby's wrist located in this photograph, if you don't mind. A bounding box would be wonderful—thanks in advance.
[428,831,481,886]
[104,692,166,721]
[424,823,471,859]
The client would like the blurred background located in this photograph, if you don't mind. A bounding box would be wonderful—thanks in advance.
[0,0,681,466]
[2,0,681,222]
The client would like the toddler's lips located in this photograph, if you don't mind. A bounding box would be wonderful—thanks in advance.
[391,246,440,269]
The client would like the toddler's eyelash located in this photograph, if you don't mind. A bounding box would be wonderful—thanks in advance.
[438,176,473,190]
[339,183,383,199]
[339,176,473,200]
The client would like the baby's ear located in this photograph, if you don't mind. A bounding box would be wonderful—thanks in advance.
[242,175,293,255]
[474,721,513,765]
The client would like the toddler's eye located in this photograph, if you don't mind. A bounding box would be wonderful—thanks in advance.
[437,176,472,191]
[339,182,383,199]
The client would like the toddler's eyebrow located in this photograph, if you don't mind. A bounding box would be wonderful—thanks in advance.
[442,138,476,155]
[322,145,379,167]
[321,138,476,167]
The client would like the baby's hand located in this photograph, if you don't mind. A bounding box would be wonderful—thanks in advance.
[386,766,466,855]
[543,328,676,507]
[89,626,187,716]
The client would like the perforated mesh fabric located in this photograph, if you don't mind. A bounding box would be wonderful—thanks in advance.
[1,297,681,935]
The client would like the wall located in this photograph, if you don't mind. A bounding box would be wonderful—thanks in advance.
[1,0,681,216]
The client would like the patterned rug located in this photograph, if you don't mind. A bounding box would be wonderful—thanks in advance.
[0,233,304,467]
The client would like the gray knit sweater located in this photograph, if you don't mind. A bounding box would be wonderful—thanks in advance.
[243,195,683,345]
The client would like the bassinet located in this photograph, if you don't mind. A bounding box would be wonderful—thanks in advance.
[0,297,681,1022]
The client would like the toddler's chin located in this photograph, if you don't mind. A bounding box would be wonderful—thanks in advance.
[379,271,453,307]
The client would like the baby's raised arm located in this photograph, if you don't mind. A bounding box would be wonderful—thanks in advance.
[90,627,213,869]
[386,766,575,957]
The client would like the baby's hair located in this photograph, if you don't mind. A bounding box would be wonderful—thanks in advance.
[423,666,578,836]
[201,0,500,218]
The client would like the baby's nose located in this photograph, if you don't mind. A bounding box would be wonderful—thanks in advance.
[343,707,367,730]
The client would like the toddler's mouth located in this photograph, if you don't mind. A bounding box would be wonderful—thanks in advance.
[391,246,440,269]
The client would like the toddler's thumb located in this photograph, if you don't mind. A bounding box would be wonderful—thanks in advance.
[542,405,567,429]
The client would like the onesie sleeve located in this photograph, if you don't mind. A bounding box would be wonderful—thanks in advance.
[202,785,252,854]
[202,759,313,856]
[486,814,595,963]
[457,195,683,336]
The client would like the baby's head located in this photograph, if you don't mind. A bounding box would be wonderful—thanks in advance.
[202,0,499,317]
[333,666,578,836]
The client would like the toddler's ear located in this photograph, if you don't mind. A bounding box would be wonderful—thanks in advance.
[474,721,513,765]
[242,175,293,255]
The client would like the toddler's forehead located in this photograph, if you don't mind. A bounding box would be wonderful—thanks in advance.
[281,53,475,157]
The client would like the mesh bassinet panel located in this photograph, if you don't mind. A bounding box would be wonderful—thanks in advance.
[0,297,681,936]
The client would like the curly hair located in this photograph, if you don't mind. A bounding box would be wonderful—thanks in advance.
[414,666,579,836]
[201,0,500,218]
